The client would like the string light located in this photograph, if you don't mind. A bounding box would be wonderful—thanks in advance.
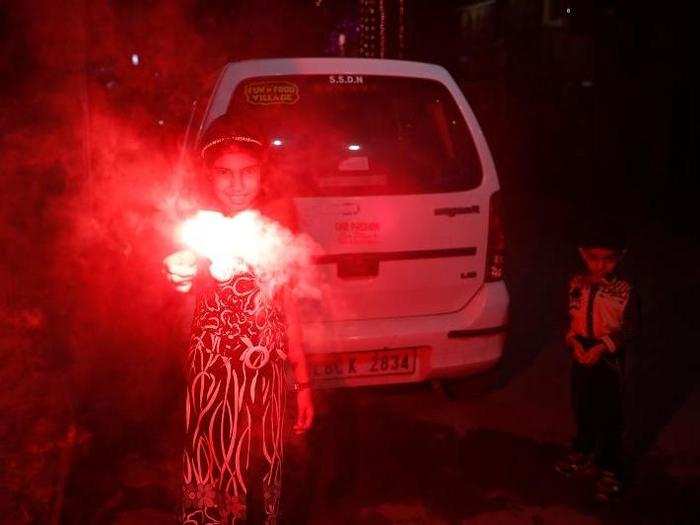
[359,0,379,58]
[379,0,386,59]
[399,0,405,59]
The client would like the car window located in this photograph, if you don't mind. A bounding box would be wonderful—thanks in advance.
[227,75,482,197]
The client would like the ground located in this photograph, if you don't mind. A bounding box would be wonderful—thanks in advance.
[87,337,700,524]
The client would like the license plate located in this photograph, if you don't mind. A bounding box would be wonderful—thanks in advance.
[309,347,419,381]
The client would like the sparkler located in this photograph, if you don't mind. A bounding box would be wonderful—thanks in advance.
[176,209,319,297]
[179,210,250,282]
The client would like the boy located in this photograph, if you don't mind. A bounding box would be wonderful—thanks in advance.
[555,228,639,502]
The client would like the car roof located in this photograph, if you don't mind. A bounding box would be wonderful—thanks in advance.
[221,57,452,82]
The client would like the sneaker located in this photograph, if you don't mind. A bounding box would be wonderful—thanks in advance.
[555,451,594,477]
[595,470,623,502]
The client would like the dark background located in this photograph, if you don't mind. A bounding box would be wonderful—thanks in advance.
[1,0,697,522]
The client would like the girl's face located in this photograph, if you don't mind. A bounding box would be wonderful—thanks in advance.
[209,148,262,213]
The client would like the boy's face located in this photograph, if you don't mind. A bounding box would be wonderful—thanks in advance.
[209,148,262,214]
[578,247,623,281]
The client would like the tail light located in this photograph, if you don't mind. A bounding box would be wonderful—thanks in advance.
[485,190,505,282]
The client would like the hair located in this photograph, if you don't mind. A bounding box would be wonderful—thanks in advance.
[576,217,628,252]
[199,114,267,167]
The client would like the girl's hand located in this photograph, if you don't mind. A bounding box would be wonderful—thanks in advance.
[571,340,587,364]
[581,344,605,366]
[293,389,314,434]
[163,250,198,293]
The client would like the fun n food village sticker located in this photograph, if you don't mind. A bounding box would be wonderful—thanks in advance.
[245,81,300,105]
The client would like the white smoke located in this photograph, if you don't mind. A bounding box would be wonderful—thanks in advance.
[179,209,321,299]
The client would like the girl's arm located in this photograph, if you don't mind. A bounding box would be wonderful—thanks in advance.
[283,288,310,384]
[282,287,314,433]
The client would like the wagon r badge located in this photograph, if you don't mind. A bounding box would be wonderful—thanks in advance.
[434,205,480,217]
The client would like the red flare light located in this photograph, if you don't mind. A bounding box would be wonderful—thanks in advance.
[177,210,318,293]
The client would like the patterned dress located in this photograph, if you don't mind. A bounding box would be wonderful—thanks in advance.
[182,270,288,524]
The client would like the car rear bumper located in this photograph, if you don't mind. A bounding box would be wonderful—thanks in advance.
[301,280,509,388]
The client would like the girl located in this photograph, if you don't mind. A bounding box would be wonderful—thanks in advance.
[164,114,314,524]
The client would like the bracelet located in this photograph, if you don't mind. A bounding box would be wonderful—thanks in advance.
[293,381,312,392]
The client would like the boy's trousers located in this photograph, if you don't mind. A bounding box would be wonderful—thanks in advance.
[571,357,624,474]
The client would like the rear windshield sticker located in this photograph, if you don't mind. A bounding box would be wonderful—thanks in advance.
[245,81,299,105]
[329,75,364,84]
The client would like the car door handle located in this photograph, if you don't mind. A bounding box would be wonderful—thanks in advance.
[434,206,480,217]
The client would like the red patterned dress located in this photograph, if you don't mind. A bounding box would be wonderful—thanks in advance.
[182,270,288,524]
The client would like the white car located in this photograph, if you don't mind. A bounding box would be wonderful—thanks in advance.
[193,58,508,388]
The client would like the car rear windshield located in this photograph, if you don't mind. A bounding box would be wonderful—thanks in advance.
[227,75,482,197]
